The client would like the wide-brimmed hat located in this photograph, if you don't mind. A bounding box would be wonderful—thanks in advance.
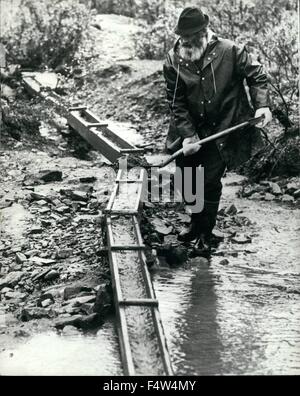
[174,7,209,36]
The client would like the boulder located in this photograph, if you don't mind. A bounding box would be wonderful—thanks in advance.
[212,229,225,239]
[30,257,56,266]
[67,295,96,305]
[225,204,238,216]
[231,234,251,244]
[63,285,94,300]
[293,189,300,199]
[20,307,55,321]
[54,313,101,330]
[151,218,173,235]
[176,213,191,223]
[41,299,53,308]
[61,325,82,335]
[41,219,52,227]
[281,194,294,202]
[269,182,281,195]
[30,192,48,202]
[5,291,27,300]
[56,205,70,214]
[69,190,88,201]
[93,284,113,316]
[16,252,27,264]
[79,176,97,183]
[264,193,275,201]
[28,226,43,235]
[37,293,55,307]
[219,259,229,265]
[55,248,73,259]
[285,182,298,194]
[44,270,59,281]
[249,192,261,200]
[0,271,24,290]
[39,170,62,182]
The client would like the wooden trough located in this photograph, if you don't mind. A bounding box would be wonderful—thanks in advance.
[67,107,143,163]
[105,168,173,376]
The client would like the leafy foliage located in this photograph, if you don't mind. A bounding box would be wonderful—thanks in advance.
[134,7,178,59]
[3,0,91,69]
[92,0,165,21]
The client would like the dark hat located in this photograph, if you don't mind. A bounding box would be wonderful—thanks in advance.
[174,7,209,36]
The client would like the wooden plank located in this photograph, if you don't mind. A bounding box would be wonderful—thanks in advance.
[151,309,174,375]
[106,216,135,375]
[86,122,109,128]
[134,181,144,212]
[117,308,136,375]
[67,112,122,163]
[132,216,146,248]
[110,245,146,251]
[83,108,136,150]
[105,184,119,212]
[120,148,144,154]
[68,106,87,111]
[105,209,139,215]
[115,179,144,183]
[135,235,174,375]
[22,77,41,95]
[119,299,159,307]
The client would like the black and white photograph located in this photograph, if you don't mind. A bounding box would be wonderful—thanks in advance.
[0,0,299,379]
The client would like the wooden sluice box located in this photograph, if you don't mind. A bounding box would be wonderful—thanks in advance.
[105,168,173,375]
[67,107,143,163]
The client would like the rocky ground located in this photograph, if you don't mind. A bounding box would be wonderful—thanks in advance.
[1,12,299,358]
[0,146,119,347]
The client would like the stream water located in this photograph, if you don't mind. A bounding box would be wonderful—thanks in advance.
[153,174,300,375]
[0,319,122,375]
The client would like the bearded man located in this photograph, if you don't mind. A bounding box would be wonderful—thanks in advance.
[163,7,272,254]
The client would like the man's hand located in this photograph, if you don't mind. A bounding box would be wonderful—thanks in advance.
[255,107,272,128]
[182,134,201,156]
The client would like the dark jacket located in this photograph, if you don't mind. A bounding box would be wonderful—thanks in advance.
[163,33,271,169]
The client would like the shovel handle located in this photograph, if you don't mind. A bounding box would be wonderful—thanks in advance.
[159,115,264,168]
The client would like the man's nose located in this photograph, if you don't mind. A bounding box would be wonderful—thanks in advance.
[181,37,191,46]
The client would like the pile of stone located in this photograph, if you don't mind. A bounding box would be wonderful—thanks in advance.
[239,177,300,204]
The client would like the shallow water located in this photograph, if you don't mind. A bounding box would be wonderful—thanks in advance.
[0,203,32,239]
[153,174,300,375]
[0,320,122,375]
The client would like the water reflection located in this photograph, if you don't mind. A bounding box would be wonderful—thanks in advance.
[177,264,223,375]
[153,262,223,375]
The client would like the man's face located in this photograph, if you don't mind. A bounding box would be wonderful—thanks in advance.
[178,28,208,61]
[180,28,208,49]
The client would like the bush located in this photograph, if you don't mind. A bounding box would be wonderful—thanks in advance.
[3,0,91,69]
[134,7,178,59]
[92,0,165,21]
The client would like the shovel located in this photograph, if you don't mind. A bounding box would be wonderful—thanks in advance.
[155,115,264,169]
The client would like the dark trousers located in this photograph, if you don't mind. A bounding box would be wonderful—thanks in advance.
[176,142,226,236]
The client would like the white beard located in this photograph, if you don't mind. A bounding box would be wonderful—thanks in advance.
[178,36,208,62]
